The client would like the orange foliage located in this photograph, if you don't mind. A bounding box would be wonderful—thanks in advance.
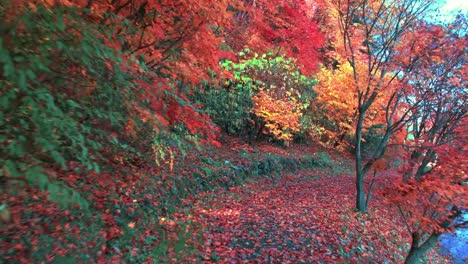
[251,91,302,142]
[315,61,357,131]
[314,59,394,143]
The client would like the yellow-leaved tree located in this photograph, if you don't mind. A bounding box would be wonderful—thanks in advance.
[313,58,392,148]
[251,90,302,143]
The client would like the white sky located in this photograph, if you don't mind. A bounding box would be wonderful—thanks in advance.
[435,0,468,22]
[439,0,468,14]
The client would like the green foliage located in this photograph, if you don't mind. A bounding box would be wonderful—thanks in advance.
[225,49,317,105]
[193,50,318,141]
[192,83,253,136]
[0,3,152,208]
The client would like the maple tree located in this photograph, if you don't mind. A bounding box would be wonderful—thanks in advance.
[313,62,357,145]
[228,0,324,75]
[384,19,467,263]
[29,0,232,83]
[0,0,325,204]
[391,130,467,264]
[312,59,391,148]
[327,0,438,213]
[325,2,467,260]
[14,0,231,170]
[400,21,467,181]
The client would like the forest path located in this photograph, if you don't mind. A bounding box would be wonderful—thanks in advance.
[192,169,403,263]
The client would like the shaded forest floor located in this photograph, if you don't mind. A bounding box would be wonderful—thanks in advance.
[0,137,452,263]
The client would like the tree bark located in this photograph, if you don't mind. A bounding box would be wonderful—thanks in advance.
[405,232,439,264]
[355,110,366,212]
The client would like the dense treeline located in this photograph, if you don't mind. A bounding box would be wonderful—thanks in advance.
[0,0,466,263]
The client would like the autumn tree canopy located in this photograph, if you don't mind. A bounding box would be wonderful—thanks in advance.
[1,0,466,263]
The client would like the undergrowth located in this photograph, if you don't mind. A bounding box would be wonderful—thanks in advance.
[1,143,346,263]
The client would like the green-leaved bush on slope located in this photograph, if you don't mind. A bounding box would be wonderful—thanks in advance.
[0,3,156,207]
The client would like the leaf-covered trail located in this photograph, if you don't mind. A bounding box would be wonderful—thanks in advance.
[192,169,410,263]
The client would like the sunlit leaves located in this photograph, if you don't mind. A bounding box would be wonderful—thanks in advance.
[252,91,302,142]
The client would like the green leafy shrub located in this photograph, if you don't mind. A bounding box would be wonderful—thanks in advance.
[0,3,154,207]
[192,50,318,143]
[192,83,253,136]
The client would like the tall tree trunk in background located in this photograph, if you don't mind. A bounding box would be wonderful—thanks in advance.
[355,110,366,212]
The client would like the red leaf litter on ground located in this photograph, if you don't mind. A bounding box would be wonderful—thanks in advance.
[191,166,450,263]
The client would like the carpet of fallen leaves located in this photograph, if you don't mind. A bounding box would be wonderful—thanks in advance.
[191,168,450,263]
[0,136,452,263]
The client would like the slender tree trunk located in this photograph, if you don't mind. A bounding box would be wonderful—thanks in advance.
[405,248,423,264]
[355,110,366,212]
[405,232,439,264]
[415,150,436,179]
[365,169,377,210]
